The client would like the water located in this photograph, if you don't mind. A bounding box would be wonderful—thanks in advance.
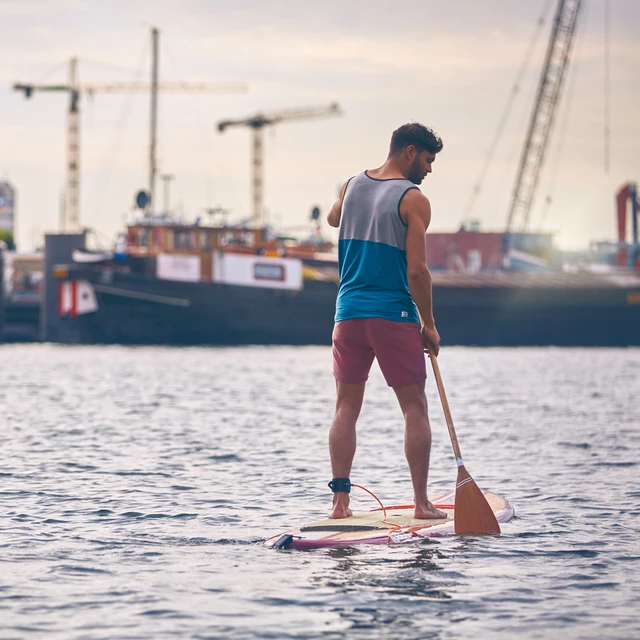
[0,344,638,639]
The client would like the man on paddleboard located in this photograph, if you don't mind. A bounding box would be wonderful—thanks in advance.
[326,122,445,520]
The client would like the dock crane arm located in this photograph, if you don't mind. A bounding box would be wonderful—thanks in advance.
[217,102,341,132]
[14,82,246,97]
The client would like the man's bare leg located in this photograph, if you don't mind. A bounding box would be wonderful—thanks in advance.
[328,381,366,519]
[394,381,446,520]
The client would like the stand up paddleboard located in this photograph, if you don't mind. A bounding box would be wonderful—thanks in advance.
[265,489,514,550]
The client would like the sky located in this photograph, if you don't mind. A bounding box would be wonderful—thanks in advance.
[1,0,639,252]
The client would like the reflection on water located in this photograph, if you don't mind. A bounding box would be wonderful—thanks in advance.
[0,344,638,639]
[309,544,459,639]
[317,544,449,597]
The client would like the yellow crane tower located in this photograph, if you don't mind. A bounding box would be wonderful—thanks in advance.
[217,102,343,227]
[13,27,247,232]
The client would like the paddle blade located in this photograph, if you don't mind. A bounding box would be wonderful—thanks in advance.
[454,466,501,535]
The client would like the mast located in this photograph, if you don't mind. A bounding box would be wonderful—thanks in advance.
[160,173,174,214]
[505,0,583,233]
[149,27,159,214]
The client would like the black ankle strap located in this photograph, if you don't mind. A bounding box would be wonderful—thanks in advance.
[328,478,352,493]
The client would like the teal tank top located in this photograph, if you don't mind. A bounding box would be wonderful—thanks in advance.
[335,171,420,324]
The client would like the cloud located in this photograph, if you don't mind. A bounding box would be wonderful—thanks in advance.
[174,26,536,78]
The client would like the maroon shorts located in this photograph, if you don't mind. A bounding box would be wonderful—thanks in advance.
[332,318,426,388]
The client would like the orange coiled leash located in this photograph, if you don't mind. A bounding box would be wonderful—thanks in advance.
[350,483,404,542]
[330,479,452,543]
[352,484,455,543]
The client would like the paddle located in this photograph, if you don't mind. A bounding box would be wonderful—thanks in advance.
[426,344,501,535]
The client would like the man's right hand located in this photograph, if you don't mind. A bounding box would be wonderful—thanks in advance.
[421,324,440,357]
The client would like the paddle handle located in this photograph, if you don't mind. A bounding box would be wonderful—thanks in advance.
[426,345,464,465]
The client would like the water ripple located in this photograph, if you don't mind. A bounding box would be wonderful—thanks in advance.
[0,344,638,639]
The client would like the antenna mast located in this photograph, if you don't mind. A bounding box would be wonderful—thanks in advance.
[149,27,159,213]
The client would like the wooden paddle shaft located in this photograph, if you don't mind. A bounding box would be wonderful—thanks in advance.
[426,345,464,465]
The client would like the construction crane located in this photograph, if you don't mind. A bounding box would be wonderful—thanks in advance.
[505,0,583,234]
[13,27,246,232]
[217,102,343,227]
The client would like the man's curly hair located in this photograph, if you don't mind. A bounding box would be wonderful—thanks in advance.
[389,123,443,155]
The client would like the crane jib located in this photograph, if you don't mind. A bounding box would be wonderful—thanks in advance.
[505,0,583,235]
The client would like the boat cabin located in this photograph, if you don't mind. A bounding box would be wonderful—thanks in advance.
[124,222,333,259]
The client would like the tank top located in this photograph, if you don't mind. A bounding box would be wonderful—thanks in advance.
[334,171,420,324]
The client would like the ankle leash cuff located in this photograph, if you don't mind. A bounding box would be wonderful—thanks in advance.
[328,478,352,493]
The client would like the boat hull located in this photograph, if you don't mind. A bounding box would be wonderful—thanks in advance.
[60,270,337,345]
[52,267,640,346]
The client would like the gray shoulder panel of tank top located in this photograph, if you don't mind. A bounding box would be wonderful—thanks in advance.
[339,171,418,250]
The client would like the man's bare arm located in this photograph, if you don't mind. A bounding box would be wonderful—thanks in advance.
[401,189,440,355]
[327,181,349,228]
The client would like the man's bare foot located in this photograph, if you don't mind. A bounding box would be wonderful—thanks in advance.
[328,494,352,519]
[414,500,447,520]
[329,505,353,519]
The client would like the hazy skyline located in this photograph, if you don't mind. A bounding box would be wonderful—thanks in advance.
[2,0,639,252]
